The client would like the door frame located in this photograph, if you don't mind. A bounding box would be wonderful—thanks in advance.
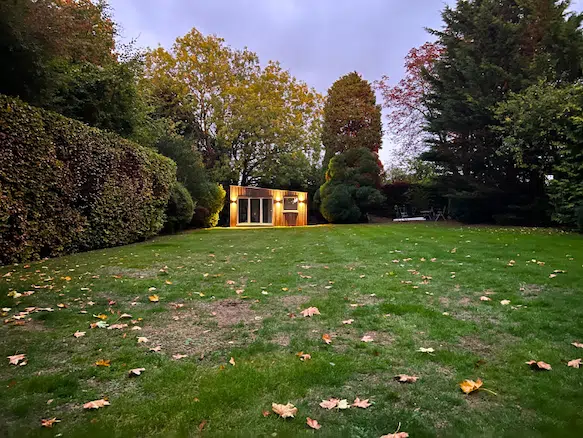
[236,197,273,225]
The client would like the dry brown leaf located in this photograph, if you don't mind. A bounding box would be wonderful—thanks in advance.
[361,335,374,343]
[83,399,110,409]
[394,374,419,383]
[262,410,271,417]
[8,354,26,366]
[128,367,146,376]
[120,313,132,318]
[95,359,110,367]
[108,324,128,330]
[526,360,552,370]
[306,417,321,430]
[572,342,583,348]
[299,353,311,361]
[459,378,483,394]
[479,296,491,301]
[229,357,236,366]
[41,418,61,428]
[301,307,321,317]
[322,334,332,344]
[173,354,187,360]
[272,402,297,418]
[567,358,582,369]
[73,331,85,338]
[198,420,207,432]
[137,337,149,343]
[149,294,159,302]
[319,398,339,409]
[352,398,372,408]
[342,319,354,325]
[381,432,409,438]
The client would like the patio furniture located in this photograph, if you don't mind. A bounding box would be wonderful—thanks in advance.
[434,205,447,221]
[420,208,435,221]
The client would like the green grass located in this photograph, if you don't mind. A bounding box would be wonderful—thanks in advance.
[1,223,583,437]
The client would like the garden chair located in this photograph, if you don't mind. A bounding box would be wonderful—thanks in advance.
[434,205,447,221]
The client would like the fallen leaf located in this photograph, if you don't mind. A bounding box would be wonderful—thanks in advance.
[381,432,409,438]
[352,398,372,408]
[322,334,332,344]
[94,314,108,320]
[83,399,110,409]
[479,296,491,301]
[198,420,207,432]
[301,307,320,317]
[319,398,339,409]
[108,324,128,330]
[229,357,236,366]
[149,346,162,352]
[149,294,159,302]
[74,331,86,338]
[128,367,146,376]
[90,320,108,329]
[95,359,111,367]
[172,354,187,360]
[165,280,173,285]
[526,360,552,370]
[41,418,61,428]
[137,337,149,343]
[299,353,311,361]
[306,417,321,430]
[342,319,354,325]
[459,378,483,394]
[361,335,374,343]
[8,354,26,366]
[394,374,419,383]
[120,313,132,318]
[336,399,350,409]
[572,342,583,348]
[272,402,297,418]
[417,347,434,353]
[567,359,581,368]
[262,410,271,417]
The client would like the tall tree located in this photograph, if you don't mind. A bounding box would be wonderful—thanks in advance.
[321,72,382,168]
[422,0,583,223]
[143,28,323,187]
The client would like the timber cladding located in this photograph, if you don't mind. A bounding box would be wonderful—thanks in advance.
[229,185,308,227]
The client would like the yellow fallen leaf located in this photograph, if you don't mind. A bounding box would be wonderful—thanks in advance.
[229,357,236,366]
[394,374,419,383]
[459,378,482,394]
[272,402,297,418]
[95,359,111,367]
[41,418,61,428]
[322,334,332,344]
[83,399,110,409]
[149,294,159,302]
[137,337,149,343]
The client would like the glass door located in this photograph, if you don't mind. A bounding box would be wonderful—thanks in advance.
[237,198,273,225]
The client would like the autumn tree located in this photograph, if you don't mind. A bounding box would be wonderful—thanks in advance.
[143,28,323,188]
[376,42,443,161]
[321,72,382,168]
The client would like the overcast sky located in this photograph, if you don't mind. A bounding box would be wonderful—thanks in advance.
[108,0,583,163]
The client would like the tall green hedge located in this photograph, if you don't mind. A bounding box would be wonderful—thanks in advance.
[0,94,176,264]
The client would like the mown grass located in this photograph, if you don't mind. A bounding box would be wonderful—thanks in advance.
[1,223,583,437]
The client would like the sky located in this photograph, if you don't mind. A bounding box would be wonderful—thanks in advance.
[108,0,583,163]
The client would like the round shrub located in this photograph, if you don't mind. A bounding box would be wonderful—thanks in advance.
[319,184,361,223]
[191,183,226,228]
[164,182,195,233]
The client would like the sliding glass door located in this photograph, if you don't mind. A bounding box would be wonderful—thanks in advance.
[238,198,273,225]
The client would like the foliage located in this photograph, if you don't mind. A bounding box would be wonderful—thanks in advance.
[156,134,225,228]
[143,28,323,187]
[322,72,382,168]
[164,182,195,233]
[319,148,385,223]
[421,0,583,224]
[0,94,175,264]
[496,82,583,227]
[578,205,583,232]
[376,43,443,161]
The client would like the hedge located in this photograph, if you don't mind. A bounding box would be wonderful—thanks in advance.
[0,94,176,264]
[164,182,195,233]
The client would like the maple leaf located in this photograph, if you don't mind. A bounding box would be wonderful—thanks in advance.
[90,321,109,329]
[352,398,372,408]
[272,402,297,418]
[137,337,149,343]
[149,346,162,352]
[459,378,483,394]
[361,335,374,343]
[73,331,86,338]
[479,296,491,301]
[172,354,187,360]
[381,432,409,438]
[394,374,419,383]
[149,294,159,302]
[128,367,146,376]
[417,347,434,353]
[342,319,354,324]
[336,399,350,409]
[83,399,110,409]
[95,359,111,367]
[229,357,236,366]
[306,417,321,430]
[572,342,583,348]
[300,307,320,317]
[526,360,552,370]
[8,354,26,366]
[41,418,61,428]
[319,398,339,409]
[322,334,332,344]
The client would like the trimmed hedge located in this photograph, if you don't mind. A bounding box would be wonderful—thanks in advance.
[0,94,176,264]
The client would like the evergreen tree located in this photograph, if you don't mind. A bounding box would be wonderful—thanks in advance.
[422,0,583,223]
[321,72,382,168]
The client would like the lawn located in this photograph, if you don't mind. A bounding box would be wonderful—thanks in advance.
[1,223,583,437]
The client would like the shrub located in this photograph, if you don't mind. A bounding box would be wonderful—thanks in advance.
[0,94,175,264]
[577,204,583,232]
[164,182,195,233]
[190,182,226,228]
[320,184,361,223]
